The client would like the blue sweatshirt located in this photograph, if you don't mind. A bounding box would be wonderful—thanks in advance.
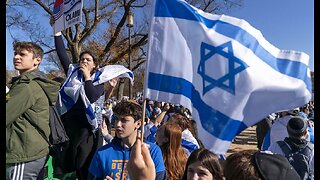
[89,137,166,180]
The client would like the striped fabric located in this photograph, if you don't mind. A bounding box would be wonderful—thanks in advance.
[57,64,133,131]
[144,0,312,154]
[53,0,63,21]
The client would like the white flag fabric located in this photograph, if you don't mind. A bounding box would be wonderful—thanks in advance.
[144,0,312,154]
[57,64,134,131]
[53,0,83,33]
[181,129,200,155]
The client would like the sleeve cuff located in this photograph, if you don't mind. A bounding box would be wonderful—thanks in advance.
[54,32,62,36]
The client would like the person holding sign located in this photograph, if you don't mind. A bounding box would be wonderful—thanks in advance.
[52,31,120,180]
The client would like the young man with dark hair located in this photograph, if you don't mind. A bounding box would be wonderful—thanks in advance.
[6,42,60,179]
[268,116,314,179]
[88,101,166,180]
[261,108,314,150]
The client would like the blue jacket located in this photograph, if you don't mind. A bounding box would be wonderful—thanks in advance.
[89,137,166,180]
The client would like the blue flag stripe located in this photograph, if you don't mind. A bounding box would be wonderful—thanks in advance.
[154,0,311,92]
[181,139,199,152]
[58,67,81,109]
[148,72,247,141]
[53,6,61,14]
[92,70,102,83]
[85,105,96,120]
[128,72,134,79]
[59,89,75,108]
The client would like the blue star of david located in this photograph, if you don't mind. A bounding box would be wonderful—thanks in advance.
[197,41,248,95]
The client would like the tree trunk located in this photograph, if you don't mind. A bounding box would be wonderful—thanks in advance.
[117,78,125,101]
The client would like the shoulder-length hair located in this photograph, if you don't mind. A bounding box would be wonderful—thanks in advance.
[160,123,187,180]
[182,148,223,180]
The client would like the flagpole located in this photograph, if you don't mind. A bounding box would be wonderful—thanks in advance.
[141,99,146,144]
[140,0,155,144]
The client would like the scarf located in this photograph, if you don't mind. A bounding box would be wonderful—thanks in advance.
[57,64,134,131]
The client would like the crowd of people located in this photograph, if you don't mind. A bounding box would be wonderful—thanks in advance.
[6,36,315,180]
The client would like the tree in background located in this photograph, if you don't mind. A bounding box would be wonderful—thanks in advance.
[6,0,242,98]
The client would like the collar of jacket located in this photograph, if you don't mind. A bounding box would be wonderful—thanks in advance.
[10,69,45,84]
[284,137,308,151]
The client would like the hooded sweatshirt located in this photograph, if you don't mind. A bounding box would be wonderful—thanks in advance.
[89,137,166,180]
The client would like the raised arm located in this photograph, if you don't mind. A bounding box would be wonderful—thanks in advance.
[54,32,72,74]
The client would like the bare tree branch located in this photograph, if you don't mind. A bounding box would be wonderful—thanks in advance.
[132,59,146,71]
[7,0,242,75]
[44,49,56,55]
[98,6,129,60]
[106,34,148,65]
[33,0,53,16]
[79,0,101,45]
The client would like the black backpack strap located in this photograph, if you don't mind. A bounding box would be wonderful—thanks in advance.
[298,143,313,161]
[278,140,313,162]
[277,141,292,157]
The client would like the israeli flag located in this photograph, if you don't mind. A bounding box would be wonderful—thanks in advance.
[181,129,200,154]
[144,122,158,143]
[144,0,312,154]
[57,64,133,131]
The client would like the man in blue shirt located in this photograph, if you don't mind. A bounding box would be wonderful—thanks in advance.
[89,101,166,180]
